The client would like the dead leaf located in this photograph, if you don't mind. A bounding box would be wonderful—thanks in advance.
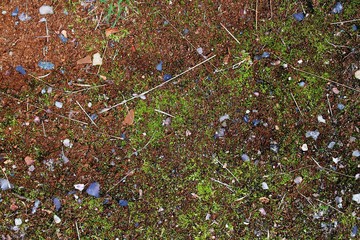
[24,156,34,166]
[259,197,270,204]
[122,109,134,126]
[76,55,92,65]
[105,28,120,37]
[223,54,230,65]
[99,75,107,80]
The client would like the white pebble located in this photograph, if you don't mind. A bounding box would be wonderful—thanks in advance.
[301,144,308,151]
[54,215,61,224]
[74,184,85,191]
[62,139,72,148]
[352,150,360,157]
[294,176,303,184]
[317,115,326,123]
[219,114,230,123]
[355,70,360,80]
[55,101,63,108]
[92,53,103,66]
[328,141,336,149]
[261,182,269,190]
[39,5,54,15]
[15,218,22,226]
[332,157,340,164]
[352,193,360,204]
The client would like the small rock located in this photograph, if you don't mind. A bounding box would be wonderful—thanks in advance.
[53,197,61,211]
[301,144,308,151]
[61,148,69,163]
[328,141,336,149]
[86,182,100,198]
[38,61,55,70]
[74,184,85,191]
[219,114,230,123]
[332,157,341,164]
[293,12,305,21]
[335,196,343,208]
[355,174,360,180]
[243,115,250,123]
[355,70,360,80]
[337,104,345,110]
[241,154,250,162]
[92,53,103,66]
[332,2,343,14]
[15,65,26,75]
[18,12,31,21]
[261,52,270,58]
[118,199,128,207]
[55,101,63,108]
[351,225,358,238]
[163,74,172,81]
[54,215,61,224]
[332,87,340,94]
[39,5,54,15]
[28,165,35,172]
[353,25,359,31]
[317,115,326,123]
[252,119,260,127]
[270,142,279,153]
[182,28,189,35]
[62,139,72,148]
[305,130,320,140]
[14,218,22,226]
[353,150,360,157]
[298,81,305,87]
[156,61,163,71]
[31,200,41,214]
[58,33,68,43]
[352,193,360,204]
[196,47,203,55]
[294,176,303,184]
[259,208,266,216]
[11,7,19,16]
[261,182,269,190]
[0,178,13,190]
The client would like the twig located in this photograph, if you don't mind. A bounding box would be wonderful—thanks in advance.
[155,109,175,118]
[99,55,216,113]
[310,157,355,178]
[210,178,234,192]
[97,42,108,75]
[255,0,258,30]
[330,18,360,25]
[94,10,104,31]
[297,190,315,208]
[75,221,81,240]
[66,84,108,94]
[278,193,286,210]
[76,101,98,127]
[29,74,55,87]
[315,199,344,214]
[41,121,47,137]
[326,94,333,118]
[106,170,136,194]
[213,157,240,183]
[220,23,241,45]
[269,0,273,19]
[290,92,303,117]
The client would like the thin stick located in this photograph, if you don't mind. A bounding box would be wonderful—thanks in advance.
[41,121,47,137]
[155,109,175,118]
[99,55,216,113]
[210,178,234,192]
[326,94,333,118]
[330,18,360,25]
[269,0,273,19]
[76,101,98,127]
[292,66,360,92]
[255,0,258,30]
[290,92,303,117]
[315,199,344,214]
[220,23,241,45]
[29,74,55,87]
[106,170,136,194]
[310,157,355,178]
[94,10,104,30]
[66,84,108,94]
[75,221,81,240]
[97,42,108,75]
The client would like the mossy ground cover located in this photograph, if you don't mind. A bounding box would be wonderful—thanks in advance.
[0,1,359,239]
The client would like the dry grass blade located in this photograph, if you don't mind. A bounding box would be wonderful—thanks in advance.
[76,100,98,127]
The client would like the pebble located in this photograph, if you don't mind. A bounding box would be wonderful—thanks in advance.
[74,184,85,191]
[19,13,31,21]
[243,115,250,123]
[219,114,230,122]
[328,141,336,149]
[355,70,360,80]
[11,7,19,16]
[53,197,61,211]
[337,103,345,110]
[196,47,203,55]
[55,101,63,108]
[305,130,320,140]
[182,28,189,35]
[332,157,340,164]
[15,65,26,75]
[39,5,54,15]
[270,142,279,153]
[119,200,129,207]
[301,144,308,151]
[261,52,270,58]
[353,150,360,157]
[332,2,343,14]
[0,178,13,190]
[38,61,55,70]
[252,119,260,127]
[332,87,340,94]
[86,182,100,198]
[31,200,41,214]
[351,225,358,238]
[352,193,360,204]
[2,10,6,15]
[58,33,68,43]
[92,53,103,66]
[28,165,35,172]
[241,154,250,162]
[54,215,61,224]
[261,182,269,190]
[293,12,305,21]
[156,61,163,71]
[317,115,326,123]
[298,81,305,87]
[62,139,72,148]
[163,74,172,81]
[15,218,22,226]
[294,176,303,184]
